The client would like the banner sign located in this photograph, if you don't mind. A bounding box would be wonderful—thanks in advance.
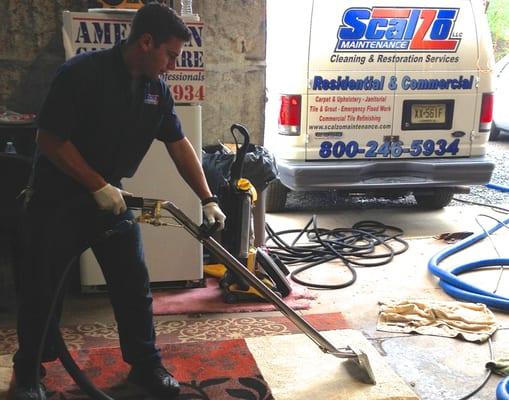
[62,11,205,103]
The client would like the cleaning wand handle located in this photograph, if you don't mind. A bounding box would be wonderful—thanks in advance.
[124,195,346,354]
[183,202,354,354]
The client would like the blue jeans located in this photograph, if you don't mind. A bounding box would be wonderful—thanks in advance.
[13,191,161,382]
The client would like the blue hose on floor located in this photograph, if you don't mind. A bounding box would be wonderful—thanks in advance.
[430,183,509,399]
[428,214,509,310]
[497,377,509,400]
[486,183,509,193]
[428,216,509,400]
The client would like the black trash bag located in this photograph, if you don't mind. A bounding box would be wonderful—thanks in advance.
[202,146,235,196]
[202,144,278,195]
[242,144,278,193]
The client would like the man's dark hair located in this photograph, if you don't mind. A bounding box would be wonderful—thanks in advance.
[127,2,191,47]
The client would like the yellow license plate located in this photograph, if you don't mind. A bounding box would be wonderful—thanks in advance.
[411,104,446,124]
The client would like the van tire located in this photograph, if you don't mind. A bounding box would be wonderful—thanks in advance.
[266,180,289,212]
[414,189,454,209]
[490,124,501,141]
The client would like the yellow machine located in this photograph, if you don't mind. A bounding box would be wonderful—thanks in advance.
[204,125,291,303]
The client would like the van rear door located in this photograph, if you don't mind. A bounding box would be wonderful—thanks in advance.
[306,0,397,161]
[392,0,479,159]
[306,0,481,161]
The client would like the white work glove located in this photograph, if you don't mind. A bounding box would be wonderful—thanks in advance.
[92,183,132,215]
[202,201,226,231]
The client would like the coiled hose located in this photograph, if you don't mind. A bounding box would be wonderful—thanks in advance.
[265,216,408,289]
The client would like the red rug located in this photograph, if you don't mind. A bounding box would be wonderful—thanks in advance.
[7,339,273,399]
[152,277,316,315]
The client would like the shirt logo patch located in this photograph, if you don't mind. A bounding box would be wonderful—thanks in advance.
[144,93,159,105]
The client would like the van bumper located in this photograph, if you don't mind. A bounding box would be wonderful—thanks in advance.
[277,157,495,191]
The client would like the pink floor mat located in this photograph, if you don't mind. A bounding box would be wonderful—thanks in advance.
[152,277,316,315]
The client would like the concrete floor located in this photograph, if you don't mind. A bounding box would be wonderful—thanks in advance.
[266,202,509,400]
[1,201,509,399]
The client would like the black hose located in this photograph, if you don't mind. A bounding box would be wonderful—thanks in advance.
[35,248,114,399]
[457,337,493,400]
[56,328,114,400]
[265,216,408,289]
[32,198,134,399]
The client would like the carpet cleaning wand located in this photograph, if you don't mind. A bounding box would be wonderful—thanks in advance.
[125,196,377,385]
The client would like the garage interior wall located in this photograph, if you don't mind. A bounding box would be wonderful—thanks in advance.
[0,0,267,145]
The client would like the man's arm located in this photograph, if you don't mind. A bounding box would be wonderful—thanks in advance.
[37,129,106,191]
[164,137,212,200]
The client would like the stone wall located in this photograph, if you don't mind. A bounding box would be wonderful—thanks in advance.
[0,0,266,144]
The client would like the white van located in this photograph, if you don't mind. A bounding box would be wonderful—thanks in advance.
[265,0,495,211]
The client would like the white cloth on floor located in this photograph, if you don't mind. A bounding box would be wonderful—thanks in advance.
[377,299,497,342]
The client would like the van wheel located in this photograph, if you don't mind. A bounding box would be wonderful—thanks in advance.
[414,189,454,209]
[490,124,501,141]
[266,180,289,212]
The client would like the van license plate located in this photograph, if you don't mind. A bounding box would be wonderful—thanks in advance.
[411,104,446,124]
[402,100,454,130]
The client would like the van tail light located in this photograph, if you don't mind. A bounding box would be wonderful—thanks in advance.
[278,95,301,136]
[479,93,494,132]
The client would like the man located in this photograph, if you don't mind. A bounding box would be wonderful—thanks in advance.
[14,3,225,399]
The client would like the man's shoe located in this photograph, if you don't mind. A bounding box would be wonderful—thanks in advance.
[14,383,47,400]
[128,365,180,398]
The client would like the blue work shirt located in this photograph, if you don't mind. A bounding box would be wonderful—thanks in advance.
[35,41,185,196]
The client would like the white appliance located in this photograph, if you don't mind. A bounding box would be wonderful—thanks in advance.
[80,105,203,289]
